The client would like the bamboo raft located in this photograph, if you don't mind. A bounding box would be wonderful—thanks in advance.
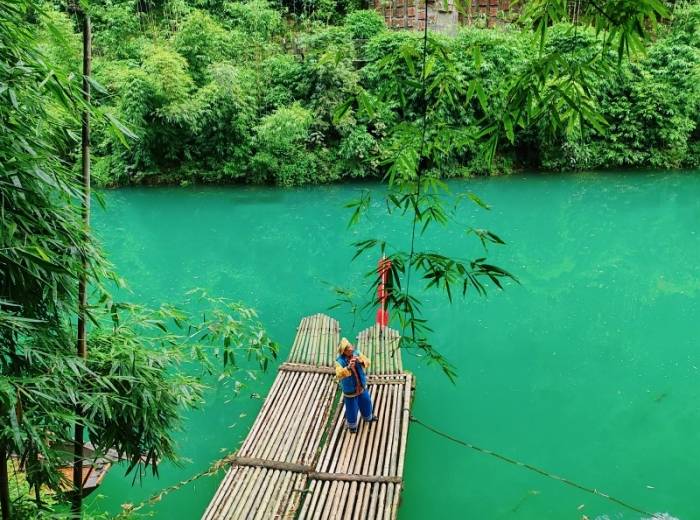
[203,313,413,519]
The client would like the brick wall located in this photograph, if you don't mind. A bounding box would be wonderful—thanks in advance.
[374,0,515,32]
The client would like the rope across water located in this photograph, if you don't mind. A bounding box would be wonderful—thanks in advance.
[409,414,665,520]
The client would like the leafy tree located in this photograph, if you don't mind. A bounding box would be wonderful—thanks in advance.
[173,10,232,84]
[220,0,283,40]
[0,2,277,516]
[251,103,326,185]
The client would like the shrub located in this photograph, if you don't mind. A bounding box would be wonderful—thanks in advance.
[221,0,283,40]
[252,104,317,185]
[344,10,385,40]
[260,54,305,111]
[336,126,380,178]
[173,10,231,84]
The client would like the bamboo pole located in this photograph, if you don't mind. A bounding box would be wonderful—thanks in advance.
[297,378,335,466]
[272,373,322,462]
[202,466,238,518]
[229,467,263,517]
[215,467,250,518]
[240,372,291,456]
[343,481,358,520]
[289,317,307,363]
[0,447,9,520]
[352,482,368,520]
[71,13,91,515]
[298,479,319,518]
[261,469,292,519]
[396,374,412,478]
[234,468,267,518]
[364,388,383,478]
[250,468,280,520]
[285,473,307,518]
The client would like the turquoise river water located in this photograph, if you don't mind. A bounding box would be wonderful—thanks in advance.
[90,172,699,519]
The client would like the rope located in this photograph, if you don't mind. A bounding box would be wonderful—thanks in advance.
[409,415,665,520]
[114,453,236,517]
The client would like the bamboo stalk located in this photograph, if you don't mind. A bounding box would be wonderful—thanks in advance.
[325,480,345,519]
[288,318,305,363]
[296,479,317,519]
[376,483,387,520]
[258,372,312,461]
[203,466,238,518]
[262,470,289,518]
[310,480,331,520]
[379,384,395,477]
[396,374,412,478]
[366,480,380,519]
[283,473,308,519]
[71,14,91,515]
[342,481,357,520]
[266,372,316,461]
[249,468,280,520]
[352,482,367,520]
[318,398,345,472]
[360,385,383,477]
[240,371,291,455]
[232,467,265,518]
[388,384,402,476]
[223,467,258,517]
[299,316,313,364]
[282,374,330,462]
[297,378,335,466]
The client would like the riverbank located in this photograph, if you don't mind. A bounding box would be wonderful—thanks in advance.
[38,3,697,188]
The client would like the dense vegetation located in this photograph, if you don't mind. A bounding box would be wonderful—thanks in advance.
[34,0,700,187]
[1,1,277,516]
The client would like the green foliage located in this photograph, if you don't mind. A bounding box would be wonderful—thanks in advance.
[344,9,385,40]
[536,15,700,170]
[47,3,700,185]
[221,0,283,40]
[173,10,232,84]
[259,54,305,111]
[251,104,326,185]
[91,0,149,60]
[1,3,278,516]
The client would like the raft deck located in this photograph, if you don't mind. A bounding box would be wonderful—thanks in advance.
[203,313,413,519]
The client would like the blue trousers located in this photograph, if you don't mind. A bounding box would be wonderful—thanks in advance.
[343,389,373,428]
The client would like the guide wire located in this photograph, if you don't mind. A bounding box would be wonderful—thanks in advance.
[409,414,664,520]
[401,0,430,304]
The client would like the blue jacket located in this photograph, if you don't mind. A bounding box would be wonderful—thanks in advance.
[335,352,370,396]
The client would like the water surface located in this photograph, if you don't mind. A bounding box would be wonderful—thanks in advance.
[91,172,700,519]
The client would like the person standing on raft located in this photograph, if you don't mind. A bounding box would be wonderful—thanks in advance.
[335,337,378,433]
